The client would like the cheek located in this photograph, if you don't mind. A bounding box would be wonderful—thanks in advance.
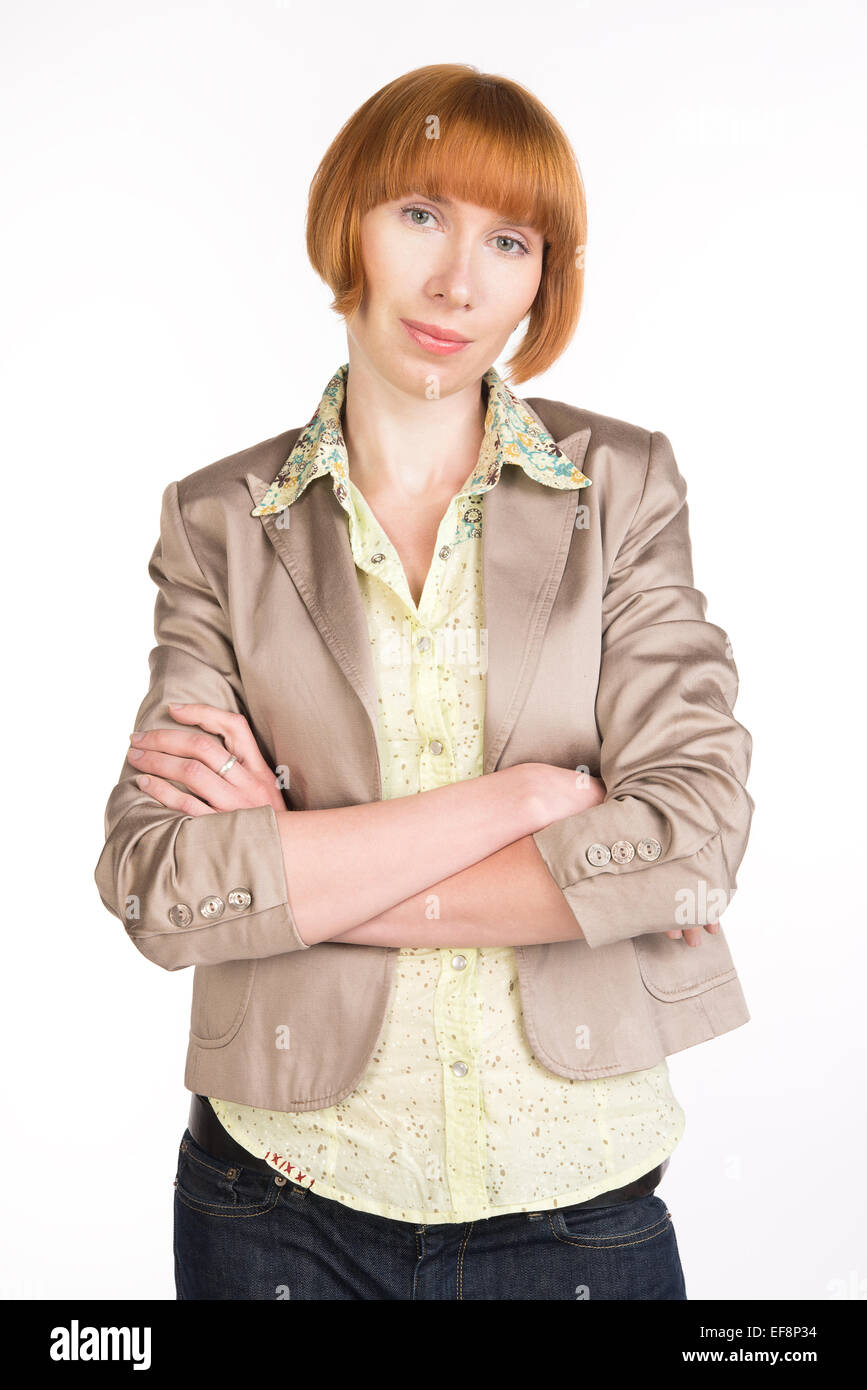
[488,263,542,330]
[363,223,418,287]
[517,258,544,313]
[358,252,414,331]
[357,221,394,309]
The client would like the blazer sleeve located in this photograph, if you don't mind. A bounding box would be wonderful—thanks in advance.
[531,428,754,949]
[93,479,309,970]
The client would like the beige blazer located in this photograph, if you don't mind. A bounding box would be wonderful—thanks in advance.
[94,391,754,1111]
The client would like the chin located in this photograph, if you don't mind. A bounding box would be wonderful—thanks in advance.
[391,353,455,393]
[402,346,483,386]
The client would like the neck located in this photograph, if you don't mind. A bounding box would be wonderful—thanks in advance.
[341,351,489,503]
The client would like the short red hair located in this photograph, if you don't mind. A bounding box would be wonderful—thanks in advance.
[306,64,587,385]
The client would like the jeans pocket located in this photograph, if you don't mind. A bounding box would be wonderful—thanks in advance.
[552,1192,672,1248]
[173,1128,283,1219]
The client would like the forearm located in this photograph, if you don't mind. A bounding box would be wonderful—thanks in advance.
[278,764,549,945]
[331,833,581,947]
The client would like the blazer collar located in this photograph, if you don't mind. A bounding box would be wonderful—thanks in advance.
[245,365,593,781]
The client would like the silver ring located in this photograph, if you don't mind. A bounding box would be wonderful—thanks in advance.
[218,754,238,777]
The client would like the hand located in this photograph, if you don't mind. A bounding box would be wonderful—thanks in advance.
[126,702,287,817]
[534,764,607,821]
[666,921,722,946]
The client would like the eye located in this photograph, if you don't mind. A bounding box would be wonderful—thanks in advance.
[400,204,439,228]
[493,234,530,257]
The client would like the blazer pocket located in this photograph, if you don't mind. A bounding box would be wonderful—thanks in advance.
[189,958,258,1047]
[633,930,738,1001]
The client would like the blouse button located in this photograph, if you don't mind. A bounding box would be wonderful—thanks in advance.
[417,635,432,652]
[451,954,467,971]
[451,1060,469,1077]
[429,739,443,755]
[438,545,451,560]
[370,552,386,564]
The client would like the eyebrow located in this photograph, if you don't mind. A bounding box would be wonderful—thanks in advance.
[411,194,539,235]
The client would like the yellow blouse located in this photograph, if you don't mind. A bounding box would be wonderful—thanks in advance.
[210,364,685,1223]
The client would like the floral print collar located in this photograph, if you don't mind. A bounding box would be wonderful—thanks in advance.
[250,362,591,519]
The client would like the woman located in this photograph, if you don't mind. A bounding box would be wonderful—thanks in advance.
[95,63,754,1301]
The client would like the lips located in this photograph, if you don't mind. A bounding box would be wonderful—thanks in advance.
[400,319,472,355]
[401,318,471,343]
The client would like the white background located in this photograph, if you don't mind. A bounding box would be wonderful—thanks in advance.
[1,0,865,1301]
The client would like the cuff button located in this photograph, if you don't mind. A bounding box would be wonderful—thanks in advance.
[586,842,611,867]
[168,903,193,928]
[227,888,253,910]
[611,840,635,864]
[198,895,225,920]
[637,838,662,861]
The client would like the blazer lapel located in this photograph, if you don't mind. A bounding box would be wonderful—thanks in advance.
[481,423,591,772]
[245,469,382,744]
[245,419,592,784]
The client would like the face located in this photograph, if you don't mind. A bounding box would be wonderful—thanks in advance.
[348,192,544,394]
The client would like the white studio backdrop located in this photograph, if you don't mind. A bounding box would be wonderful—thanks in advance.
[1,0,864,1300]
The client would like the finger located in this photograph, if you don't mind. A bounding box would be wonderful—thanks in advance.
[682,927,703,947]
[705,921,721,934]
[167,704,274,777]
[127,746,250,812]
[666,929,683,939]
[129,726,263,800]
[133,772,215,817]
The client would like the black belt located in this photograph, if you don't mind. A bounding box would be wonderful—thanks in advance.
[187,1092,669,1212]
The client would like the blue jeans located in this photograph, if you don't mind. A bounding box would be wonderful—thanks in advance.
[173,1127,687,1300]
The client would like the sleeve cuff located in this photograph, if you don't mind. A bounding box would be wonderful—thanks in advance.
[124,803,309,968]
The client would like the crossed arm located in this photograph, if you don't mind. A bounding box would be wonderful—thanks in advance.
[329,832,582,948]
[124,702,716,949]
